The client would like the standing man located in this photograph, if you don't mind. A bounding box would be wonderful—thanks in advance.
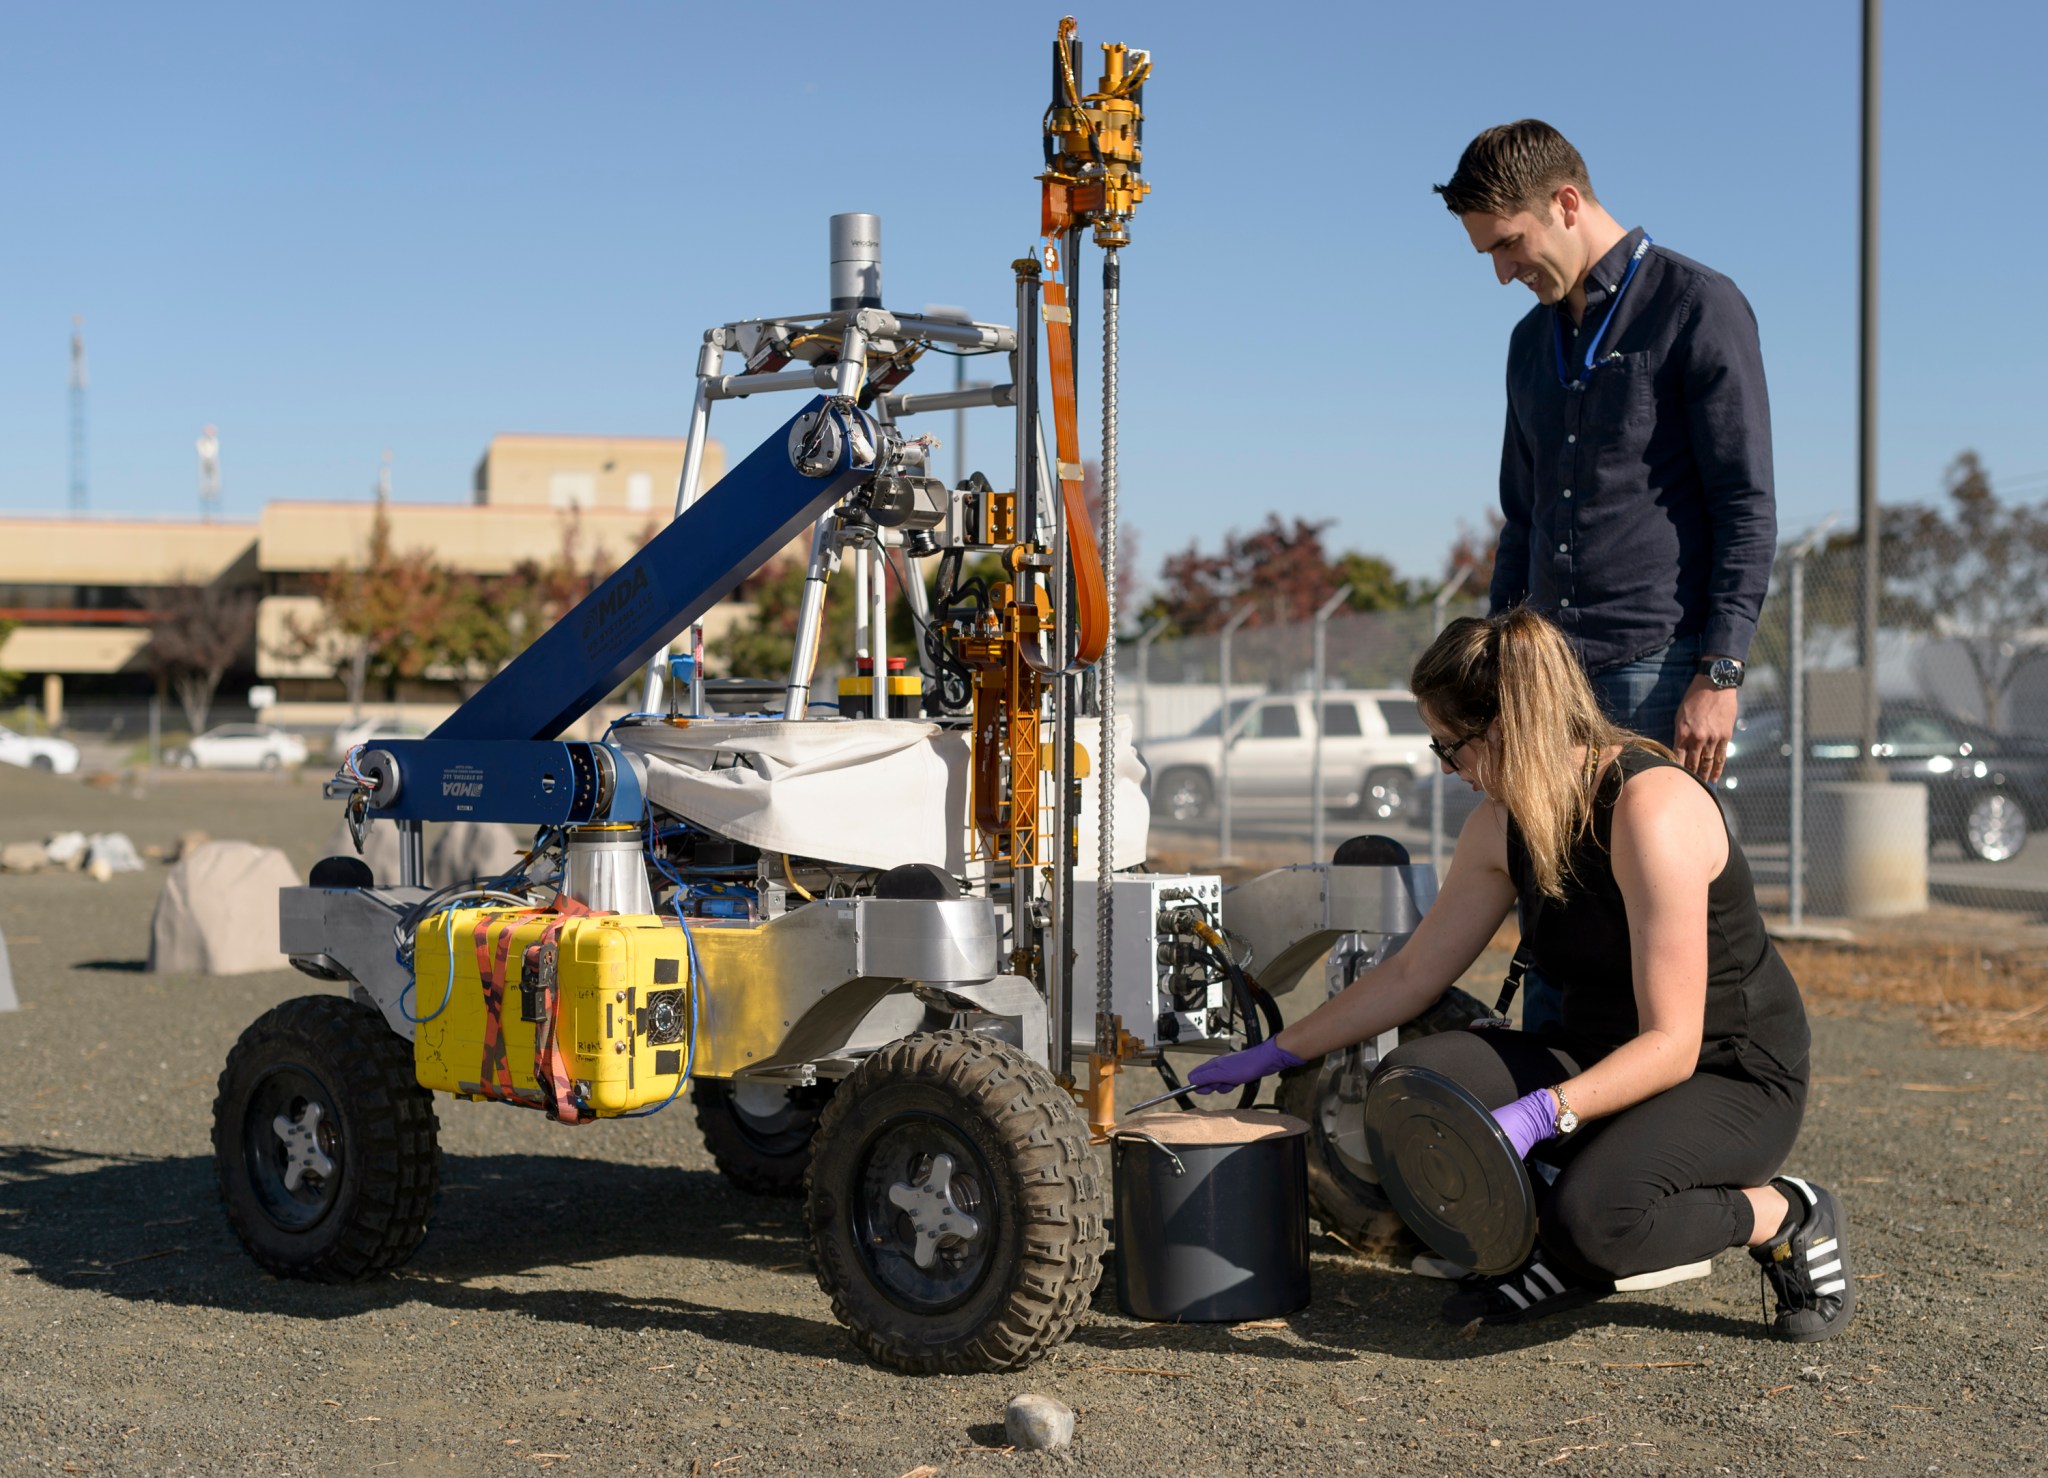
[1437,119,1774,777]
[1436,119,1776,1033]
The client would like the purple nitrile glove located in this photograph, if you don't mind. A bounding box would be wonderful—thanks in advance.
[1186,1038,1307,1094]
[1492,1089,1561,1160]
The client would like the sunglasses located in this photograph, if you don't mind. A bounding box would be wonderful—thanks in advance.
[1428,732,1482,768]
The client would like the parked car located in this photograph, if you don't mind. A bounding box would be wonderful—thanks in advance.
[1140,689,1436,825]
[331,715,431,757]
[180,724,309,772]
[0,725,80,775]
[1719,702,2048,862]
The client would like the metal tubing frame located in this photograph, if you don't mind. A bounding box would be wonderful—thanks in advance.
[1011,260,1058,1072]
[782,512,840,718]
[703,364,838,402]
[641,343,724,713]
[869,541,889,698]
[883,383,1017,418]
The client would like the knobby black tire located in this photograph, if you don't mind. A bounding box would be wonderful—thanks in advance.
[805,1030,1107,1374]
[692,1078,834,1197]
[212,994,439,1282]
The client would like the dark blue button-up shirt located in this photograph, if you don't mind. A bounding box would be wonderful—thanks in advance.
[1489,228,1777,672]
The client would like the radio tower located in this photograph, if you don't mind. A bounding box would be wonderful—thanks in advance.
[68,317,88,511]
[197,425,221,521]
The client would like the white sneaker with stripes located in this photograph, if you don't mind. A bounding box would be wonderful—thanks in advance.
[1751,1175,1856,1342]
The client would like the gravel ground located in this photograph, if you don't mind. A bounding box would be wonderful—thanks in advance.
[1,765,2044,1476]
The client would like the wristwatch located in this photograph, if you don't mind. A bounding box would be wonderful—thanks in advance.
[1550,1085,1581,1136]
[1698,656,1745,690]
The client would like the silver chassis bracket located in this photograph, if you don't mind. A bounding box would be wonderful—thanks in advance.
[280,884,432,1039]
[690,896,1004,1076]
[1221,863,1438,998]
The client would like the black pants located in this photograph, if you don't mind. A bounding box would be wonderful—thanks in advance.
[1381,1030,1807,1282]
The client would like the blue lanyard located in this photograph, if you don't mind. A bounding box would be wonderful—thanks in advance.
[1553,233,1653,390]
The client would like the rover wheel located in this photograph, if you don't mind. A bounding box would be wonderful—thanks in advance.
[213,994,438,1282]
[1964,789,2028,863]
[1278,985,1494,1256]
[1156,768,1213,825]
[1361,766,1412,822]
[693,1077,835,1196]
[805,1030,1106,1374]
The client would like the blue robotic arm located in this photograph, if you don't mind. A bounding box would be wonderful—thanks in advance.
[348,396,869,828]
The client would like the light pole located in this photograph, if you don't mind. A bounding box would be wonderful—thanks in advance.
[1429,566,1473,873]
[1134,616,1169,744]
[1856,0,1884,782]
[1309,585,1352,863]
[1217,605,1254,863]
[1786,514,1839,929]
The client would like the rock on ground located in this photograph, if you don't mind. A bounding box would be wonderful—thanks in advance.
[1005,1393,1076,1451]
[147,840,302,975]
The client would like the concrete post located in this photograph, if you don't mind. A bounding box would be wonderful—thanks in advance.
[1810,781,1927,918]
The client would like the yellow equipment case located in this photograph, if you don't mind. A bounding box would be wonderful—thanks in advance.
[412,908,693,1119]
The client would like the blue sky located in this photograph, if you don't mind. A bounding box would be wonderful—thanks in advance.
[2,1,2042,589]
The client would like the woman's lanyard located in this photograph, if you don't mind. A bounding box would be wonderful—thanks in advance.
[1552,233,1653,390]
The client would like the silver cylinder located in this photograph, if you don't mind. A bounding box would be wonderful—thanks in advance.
[561,825,656,915]
[830,212,882,311]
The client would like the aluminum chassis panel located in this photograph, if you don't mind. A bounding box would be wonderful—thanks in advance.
[282,885,1015,1077]
[1223,862,1438,998]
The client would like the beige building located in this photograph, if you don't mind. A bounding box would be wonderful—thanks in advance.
[0,432,739,733]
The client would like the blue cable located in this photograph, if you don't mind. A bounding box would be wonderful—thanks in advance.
[620,807,702,1117]
[396,904,461,1024]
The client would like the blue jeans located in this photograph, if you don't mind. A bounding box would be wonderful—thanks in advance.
[1520,634,1703,1032]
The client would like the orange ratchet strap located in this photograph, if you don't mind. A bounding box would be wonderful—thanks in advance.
[469,894,605,1123]
[1038,241,1110,669]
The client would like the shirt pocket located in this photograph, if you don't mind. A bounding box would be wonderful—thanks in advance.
[1577,350,1652,435]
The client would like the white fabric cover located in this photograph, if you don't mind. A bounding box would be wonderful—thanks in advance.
[148,841,301,976]
[615,716,1148,875]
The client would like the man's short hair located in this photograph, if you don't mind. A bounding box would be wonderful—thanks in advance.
[1434,120,1596,219]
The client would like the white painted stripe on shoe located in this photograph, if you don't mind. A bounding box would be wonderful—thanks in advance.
[1807,1238,1838,1259]
[1810,1259,1843,1278]
[1614,1259,1713,1292]
[1780,1175,1818,1207]
[1499,1283,1531,1311]
[1531,1263,1566,1296]
[1815,1279,1847,1296]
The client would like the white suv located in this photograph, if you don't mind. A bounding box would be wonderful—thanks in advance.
[1141,689,1434,825]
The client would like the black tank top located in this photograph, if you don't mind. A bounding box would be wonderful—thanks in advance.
[1505,746,1810,1079]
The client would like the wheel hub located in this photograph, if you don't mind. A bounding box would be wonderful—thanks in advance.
[887,1152,983,1269]
[273,1101,336,1192]
[1314,1050,1378,1182]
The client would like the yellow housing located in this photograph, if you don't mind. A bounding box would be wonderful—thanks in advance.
[411,909,694,1117]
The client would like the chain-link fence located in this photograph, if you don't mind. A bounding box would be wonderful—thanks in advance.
[1131,546,2048,926]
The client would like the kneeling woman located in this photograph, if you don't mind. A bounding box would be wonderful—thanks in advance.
[1192,609,1853,1341]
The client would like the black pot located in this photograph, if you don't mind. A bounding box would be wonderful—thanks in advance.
[1110,1109,1311,1322]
